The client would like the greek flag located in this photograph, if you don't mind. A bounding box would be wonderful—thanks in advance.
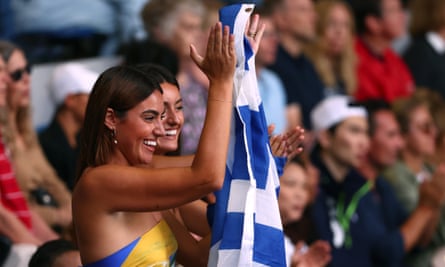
[207,4,286,267]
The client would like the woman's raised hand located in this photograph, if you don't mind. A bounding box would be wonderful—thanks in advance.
[246,14,265,54]
[190,22,236,85]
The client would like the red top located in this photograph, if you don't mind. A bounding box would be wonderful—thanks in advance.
[354,38,414,102]
[0,136,32,229]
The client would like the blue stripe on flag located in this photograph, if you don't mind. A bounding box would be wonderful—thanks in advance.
[253,223,287,265]
[240,104,269,189]
[219,4,254,71]
[208,4,286,267]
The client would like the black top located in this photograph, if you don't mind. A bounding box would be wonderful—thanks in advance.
[268,45,325,129]
[403,35,445,98]
[38,118,79,191]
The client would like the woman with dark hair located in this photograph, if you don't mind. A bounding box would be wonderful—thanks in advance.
[72,22,237,266]
[136,61,305,266]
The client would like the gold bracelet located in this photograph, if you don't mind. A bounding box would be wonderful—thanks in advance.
[208,98,233,103]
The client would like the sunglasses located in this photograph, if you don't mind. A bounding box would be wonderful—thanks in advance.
[10,64,31,82]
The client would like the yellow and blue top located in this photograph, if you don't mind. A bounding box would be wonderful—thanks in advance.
[83,220,177,267]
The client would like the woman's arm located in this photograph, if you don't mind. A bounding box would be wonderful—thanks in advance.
[0,205,41,245]
[177,200,210,237]
[162,209,210,267]
[75,22,236,213]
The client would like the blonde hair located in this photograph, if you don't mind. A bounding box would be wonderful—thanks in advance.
[304,0,357,95]
[409,0,445,37]
[0,106,39,157]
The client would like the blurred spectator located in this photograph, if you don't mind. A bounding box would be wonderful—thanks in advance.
[358,99,445,267]
[265,0,325,130]
[0,48,58,267]
[28,239,80,267]
[403,0,445,99]
[38,63,98,191]
[427,92,445,167]
[0,41,72,233]
[279,156,331,267]
[309,95,409,266]
[283,153,321,249]
[254,7,287,135]
[383,90,445,267]
[305,0,357,97]
[349,0,414,102]
[10,0,148,63]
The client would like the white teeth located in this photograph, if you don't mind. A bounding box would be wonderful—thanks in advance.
[144,140,157,146]
[165,130,177,136]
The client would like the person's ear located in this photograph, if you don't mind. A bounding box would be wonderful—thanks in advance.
[318,130,332,150]
[104,107,117,131]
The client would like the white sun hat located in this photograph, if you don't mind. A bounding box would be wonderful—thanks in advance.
[51,63,98,106]
[311,95,367,132]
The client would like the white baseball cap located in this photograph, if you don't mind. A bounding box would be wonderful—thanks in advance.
[51,63,98,106]
[310,95,367,132]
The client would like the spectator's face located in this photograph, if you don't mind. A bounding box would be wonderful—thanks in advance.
[111,90,165,165]
[323,3,353,57]
[279,162,309,225]
[171,11,203,59]
[368,110,404,168]
[405,105,437,158]
[280,0,317,41]
[156,82,183,155]
[0,57,10,107]
[324,117,369,168]
[379,0,406,40]
[6,50,30,110]
[256,17,279,66]
[66,93,90,123]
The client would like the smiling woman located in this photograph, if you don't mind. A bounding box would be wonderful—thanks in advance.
[135,63,184,156]
[72,22,236,266]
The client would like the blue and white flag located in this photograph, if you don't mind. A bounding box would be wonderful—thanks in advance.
[207,4,286,267]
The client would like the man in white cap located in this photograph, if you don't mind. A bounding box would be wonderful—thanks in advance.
[308,95,437,267]
[39,63,98,191]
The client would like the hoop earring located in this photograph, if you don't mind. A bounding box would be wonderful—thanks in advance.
[112,128,118,144]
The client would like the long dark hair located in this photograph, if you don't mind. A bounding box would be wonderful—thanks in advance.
[76,65,162,181]
[135,63,180,89]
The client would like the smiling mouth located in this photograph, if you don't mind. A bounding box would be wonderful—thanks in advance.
[143,140,157,147]
[165,129,178,136]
